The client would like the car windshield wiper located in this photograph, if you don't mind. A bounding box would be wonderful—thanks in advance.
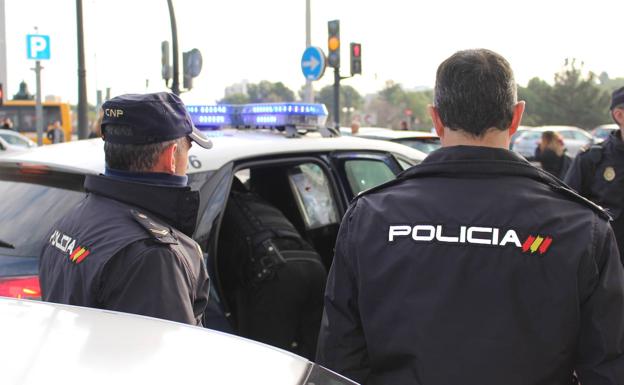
[0,239,15,249]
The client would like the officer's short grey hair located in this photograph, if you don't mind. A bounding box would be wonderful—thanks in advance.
[104,124,185,172]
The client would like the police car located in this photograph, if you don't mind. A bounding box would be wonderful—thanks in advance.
[0,297,357,384]
[0,102,424,345]
[340,126,441,154]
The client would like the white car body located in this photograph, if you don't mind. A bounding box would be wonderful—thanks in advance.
[0,297,356,385]
[340,126,440,154]
[1,129,425,174]
[0,129,37,153]
[512,125,594,159]
[0,128,424,383]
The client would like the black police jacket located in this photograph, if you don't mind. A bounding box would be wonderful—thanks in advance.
[39,174,210,326]
[317,146,624,385]
[565,129,624,258]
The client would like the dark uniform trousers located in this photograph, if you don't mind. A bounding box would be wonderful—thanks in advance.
[317,146,624,385]
[565,129,624,259]
[39,174,210,326]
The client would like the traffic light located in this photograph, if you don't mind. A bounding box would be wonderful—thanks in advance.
[161,41,171,82]
[350,43,362,75]
[327,20,340,68]
[183,48,203,91]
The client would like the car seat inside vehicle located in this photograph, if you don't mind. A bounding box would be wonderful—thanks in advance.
[215,168,329,359]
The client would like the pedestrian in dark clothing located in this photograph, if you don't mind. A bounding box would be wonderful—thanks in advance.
[535,130,572,178]
[39,92,213,326]
[565,86,624,259]
[317,49,624,385]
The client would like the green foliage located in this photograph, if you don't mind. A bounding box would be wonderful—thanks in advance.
[598,72,624,93]
[218,93,249,104]
[247,81,295,103]
[368,81,432,129]
[519,59,611,129]
[315,85,363,125]
[219,81,295,104]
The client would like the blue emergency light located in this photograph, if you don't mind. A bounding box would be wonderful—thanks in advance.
[186,103,329,135]
[186,105,233,128]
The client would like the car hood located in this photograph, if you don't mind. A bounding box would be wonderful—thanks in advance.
[0,298,332,384]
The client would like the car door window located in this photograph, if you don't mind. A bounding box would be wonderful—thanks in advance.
[344,159,396,194]
[572,131,590,141]
[288,163,340,229]
[0,133,25,146]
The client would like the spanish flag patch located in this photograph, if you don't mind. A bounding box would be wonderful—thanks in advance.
[69,246,90,264]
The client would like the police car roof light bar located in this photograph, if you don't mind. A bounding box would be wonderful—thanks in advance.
[186,103,333,137]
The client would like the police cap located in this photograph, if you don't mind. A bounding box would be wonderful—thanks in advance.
[611,86,624,110]
[101,92,212,149]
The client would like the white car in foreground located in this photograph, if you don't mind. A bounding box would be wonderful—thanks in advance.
[0,297,356,385]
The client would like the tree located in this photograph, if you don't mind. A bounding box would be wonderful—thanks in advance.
[547,59,610,129]
[218,93,249,104]
[316,84,363,125]
[372,81,432,129]
[247,81,295,103]
[518,77,553,126]
[518,60,611,129]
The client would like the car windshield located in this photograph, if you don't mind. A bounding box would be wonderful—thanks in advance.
[0,174,85,258]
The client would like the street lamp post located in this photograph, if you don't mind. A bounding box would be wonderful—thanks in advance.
[76,0,88,139]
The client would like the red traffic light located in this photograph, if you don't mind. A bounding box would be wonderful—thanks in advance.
[352,44,361,57]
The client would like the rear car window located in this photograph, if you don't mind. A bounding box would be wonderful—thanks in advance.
[0,177,85,259]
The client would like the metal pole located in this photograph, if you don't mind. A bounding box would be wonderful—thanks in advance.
[76,0,88,139]
[304,0,313,102]
[333,67,340,129]
[34,61,43,146]
[0,0,7,104]
[167,0,180,95]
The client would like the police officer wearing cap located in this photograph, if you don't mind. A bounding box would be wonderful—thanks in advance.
[39,92,213,326]
[565,86,624,259]
[316,50,624,385]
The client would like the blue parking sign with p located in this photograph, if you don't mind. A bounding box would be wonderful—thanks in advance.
[27,34,50,60]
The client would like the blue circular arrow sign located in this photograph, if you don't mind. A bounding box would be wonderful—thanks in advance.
[301,46,326,81]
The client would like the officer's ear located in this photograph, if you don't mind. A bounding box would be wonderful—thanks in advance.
[428,105,445,138]
[153,142,178,174]
[508,101,525,136]
[613,107,624,126]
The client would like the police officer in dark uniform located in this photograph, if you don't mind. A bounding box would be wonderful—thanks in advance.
[317,50,624,385]
[39,92,213,326]
[565,86,624,258]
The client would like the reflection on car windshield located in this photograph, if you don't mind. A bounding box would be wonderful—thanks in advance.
[395,138,441,154]
[0,180,85,258]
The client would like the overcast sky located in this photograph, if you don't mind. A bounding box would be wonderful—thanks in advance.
[4,0,624,105]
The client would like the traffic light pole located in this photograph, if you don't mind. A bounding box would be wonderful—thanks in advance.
[167,0,180,95]
[333,68,340,129]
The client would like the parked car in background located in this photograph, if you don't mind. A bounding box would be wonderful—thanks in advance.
[591,123,618,143]
[0,129,36,153]
[341,126,441,154]
[512,125,593,159]
[0,297,357,385]
[509,126,532,150]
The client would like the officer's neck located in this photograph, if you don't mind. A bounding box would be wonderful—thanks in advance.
[439,126,512,149]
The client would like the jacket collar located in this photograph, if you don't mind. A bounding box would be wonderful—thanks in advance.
[422,145,532,165]
[605,129,624,152]
[84,174,199,237]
